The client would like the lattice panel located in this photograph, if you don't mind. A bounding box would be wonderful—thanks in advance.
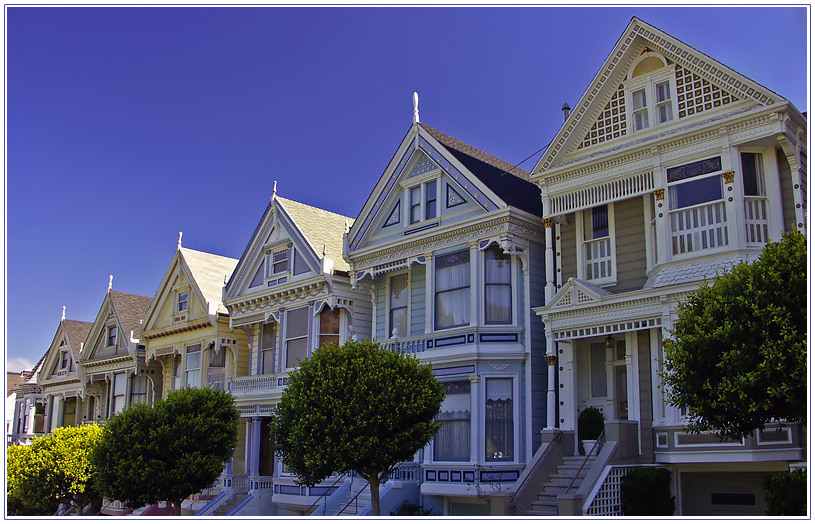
[579,85,627,149]
[408,152,438,178]
[676,66,739,118]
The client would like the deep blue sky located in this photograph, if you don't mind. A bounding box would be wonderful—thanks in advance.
[6,6,808,371]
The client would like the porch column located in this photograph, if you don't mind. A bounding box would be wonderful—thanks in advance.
[543,218,556,302]
[44,395,52,433]
[27,401,37,433]
[250,416,262,478]
[559,341,576,432]
[650,328,665,426]
[469,242,478,327]
[424,253,433,334]
[244,418,252,475]
[544,328,557,430]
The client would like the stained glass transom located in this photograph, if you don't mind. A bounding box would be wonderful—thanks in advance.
[675,66,738,118]
[447,185,465,208]
[579,84,627,149]
[408,153,438,178]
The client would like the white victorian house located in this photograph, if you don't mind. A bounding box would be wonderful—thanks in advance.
[215,191,371,516]
[342,108,548,516]
[507,17,806,517]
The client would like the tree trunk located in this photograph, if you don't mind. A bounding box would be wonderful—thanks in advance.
[369,471,381,516]
[75,503,84,516]
[173,499,183,516]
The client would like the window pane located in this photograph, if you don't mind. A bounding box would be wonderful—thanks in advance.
[669,175,723,209]
[390,274,408,308]
[633,89,647,110]
[435,251,470,291]
[177,292,188,312]
[286,338,307,368]
[741,152,765,196]
[410,186,421,223]
[485,285,512,324]
[656,81,670,102]
[262,323,276,350]
[435,289,470,329]
[320,308,340,335]
[434,381,471,461]
[485,378,513,461]
[113,372,127,394]
[485,249,510,284]
[287,308,309,338]
[425,181,437,220]
[273,250,289,274]
[390,307,407,338]
[584,205,609,239]
[261,349,275,374]
[658,103,673,123]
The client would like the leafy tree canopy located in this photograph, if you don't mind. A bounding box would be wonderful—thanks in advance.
[662,230,806,440]
[6,424,104,516]
[91,387,239,515]
[273,340,444,515]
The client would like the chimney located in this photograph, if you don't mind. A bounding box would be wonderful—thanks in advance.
[562,102,571,123]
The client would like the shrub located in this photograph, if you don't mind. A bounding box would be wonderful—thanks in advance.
[390,501,434,516]
[764,469,806,516]
[577,407,604,441]
[620,467,675,516]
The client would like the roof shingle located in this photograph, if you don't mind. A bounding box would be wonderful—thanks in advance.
[276,197,354,272]
[109,291,152,339]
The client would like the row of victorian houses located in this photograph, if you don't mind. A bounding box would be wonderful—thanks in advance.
[9,18,807,517]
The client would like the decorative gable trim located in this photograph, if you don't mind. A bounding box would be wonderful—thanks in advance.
[537,17,783,173]
[348,127,503,253]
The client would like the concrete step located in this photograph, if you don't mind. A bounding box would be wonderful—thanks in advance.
[527,507,558,516]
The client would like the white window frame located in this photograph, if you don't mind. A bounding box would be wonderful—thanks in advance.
[625,57,676,134]
[283,306,309,370]
[433,248,471,331]
[386,270,411,339]
[432,379,473,464]
[575,203,617,286]
[268,246,290,278]
[317,306,344,348]
[482,246,515,326]
[399,169,441,228]
[176,291,189,313]
[184,344,202,388]
[481,373,520,464]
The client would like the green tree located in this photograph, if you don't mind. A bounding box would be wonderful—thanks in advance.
[662,230,806,440]
[91,387,239,515]
[6,425,103,516]
[273,340,444,516]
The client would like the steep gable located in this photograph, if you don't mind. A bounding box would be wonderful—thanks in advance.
[535,17,786,173]
[347,122,541,253]
[41,319,92,381]
[225,195,352,300]
[81,291,151,362]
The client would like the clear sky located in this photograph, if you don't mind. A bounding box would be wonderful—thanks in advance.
[6,6,808,371]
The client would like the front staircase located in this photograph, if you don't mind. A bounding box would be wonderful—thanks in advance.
[327,483,371,516]
[527,454,597,516]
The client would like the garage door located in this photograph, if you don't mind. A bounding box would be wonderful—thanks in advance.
[680,472,768,516]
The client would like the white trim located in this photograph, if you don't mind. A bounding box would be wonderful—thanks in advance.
[386,269,411,339]
[655,448,804,464]
[625,61,678,134]
[481,373,520,465]
[575,203,618,286]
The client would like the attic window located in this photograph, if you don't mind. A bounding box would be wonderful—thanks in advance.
[271,249,289,275]
[176,292,189,313]
[107,326,118,347]
[408,180,438,225]
[627,54,674,133]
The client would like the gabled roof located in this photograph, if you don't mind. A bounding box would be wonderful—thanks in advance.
[276,196,354,272]
[179,247,238,314]
[108,291,152,339]
[61,319,93,360]
[420,124,541,215]
[533,17,788,175]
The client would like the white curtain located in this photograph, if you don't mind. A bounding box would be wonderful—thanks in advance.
[435,251,470,329]
[485,378,513,461]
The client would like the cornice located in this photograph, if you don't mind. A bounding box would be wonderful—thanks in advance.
[82,354,135,369]
[142,318,212,340]
[229,281,329,319]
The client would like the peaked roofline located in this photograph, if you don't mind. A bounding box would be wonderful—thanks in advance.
[533,16,790,175]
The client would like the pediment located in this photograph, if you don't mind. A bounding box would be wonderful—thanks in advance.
[347,124,506,254]
[142,253,211,334]
[81,297,127,362]
[225,199,324,301]
[547,278,612,310]
[536,17,785,173]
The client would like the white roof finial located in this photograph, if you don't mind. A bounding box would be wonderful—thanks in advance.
[344,219,350,234]
[61,306,66,321]
[272,180,278,203]
[108,275,113,292]
[413,92,420,124]
[178,231,183,250]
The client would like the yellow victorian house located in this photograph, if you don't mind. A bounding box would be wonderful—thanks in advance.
[141,240,249,480]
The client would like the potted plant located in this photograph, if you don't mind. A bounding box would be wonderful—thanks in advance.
[578,407,604,455]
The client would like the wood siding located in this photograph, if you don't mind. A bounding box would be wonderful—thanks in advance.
[560,216,577,281]
[528,240,548,453]
[609,197,647,293]
[410,264,426,336]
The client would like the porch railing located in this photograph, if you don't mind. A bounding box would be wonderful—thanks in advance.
[670,200,728,255]
[744,196,770,245]
[228,373,287,395]
[252,476,274,491]
[584,464,667,516]
[584,237,613,280]
[387,462,420,482]
[382,337,426,354]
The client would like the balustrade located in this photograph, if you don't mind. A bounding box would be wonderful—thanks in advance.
[670,200,728,255]
[228,373,287,395]
[744,196,770,245]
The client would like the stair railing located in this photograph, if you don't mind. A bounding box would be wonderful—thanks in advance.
[508,430,563,511]
[565,429,605,494]
[337,480,370,516]
[304,473,348,516]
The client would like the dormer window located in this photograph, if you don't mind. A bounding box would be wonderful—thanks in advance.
[106,326,118,347]
[263,246,291,287]
[60,351,70,370]
[271,249,289,275]
[627,53,675,133]
[176,292,188,313]
[407,180,438,225]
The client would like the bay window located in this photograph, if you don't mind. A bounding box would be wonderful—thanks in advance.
[261,323,276,374]
[485,378,513,462]
[184,344,202,387]
[285,307,309,368]
[668,156,728,255]
[389,274,408,338]
[485,247,512,324]
[435,250,470,330]
[741,152,769,245]
[434,380,471,461]
[319,307,341,347]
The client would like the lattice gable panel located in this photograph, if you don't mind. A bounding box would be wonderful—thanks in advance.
[578,84,627,149]
[675,65,740,118]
